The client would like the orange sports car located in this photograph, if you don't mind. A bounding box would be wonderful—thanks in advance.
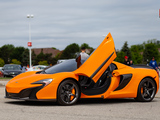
[5,33,159,105]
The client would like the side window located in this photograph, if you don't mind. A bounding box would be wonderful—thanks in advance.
[110,63,117,72]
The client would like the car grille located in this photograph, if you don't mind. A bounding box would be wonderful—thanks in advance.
[5,85,44,99]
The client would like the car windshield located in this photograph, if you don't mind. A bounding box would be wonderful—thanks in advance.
[42,59,77,74]
[4,65,21,70]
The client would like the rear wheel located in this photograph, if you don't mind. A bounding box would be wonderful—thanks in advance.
[136,78,156,102]
[57,79,80,105]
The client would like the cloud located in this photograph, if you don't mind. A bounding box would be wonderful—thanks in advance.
[0,0,160,50]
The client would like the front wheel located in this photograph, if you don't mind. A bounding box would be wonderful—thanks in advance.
[135,78,156,102]
[57,79,80,105]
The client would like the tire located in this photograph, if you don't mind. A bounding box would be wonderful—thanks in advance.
[57,79,80,105]
[135,78,156,102]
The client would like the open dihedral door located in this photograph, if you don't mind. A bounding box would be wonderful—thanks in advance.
[74,33,117,83]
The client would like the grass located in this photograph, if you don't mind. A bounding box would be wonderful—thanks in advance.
[0,77,12,80]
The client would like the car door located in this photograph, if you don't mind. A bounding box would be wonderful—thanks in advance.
[74,32,117,83]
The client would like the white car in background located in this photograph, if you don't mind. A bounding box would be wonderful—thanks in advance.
[26,65,48,72]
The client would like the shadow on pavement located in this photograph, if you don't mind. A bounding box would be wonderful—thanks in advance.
[5,101,58,106]
[5,98,159,106]
[5,98,137,106]
[77,98,136,105]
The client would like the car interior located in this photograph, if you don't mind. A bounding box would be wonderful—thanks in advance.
[79,63,117,95]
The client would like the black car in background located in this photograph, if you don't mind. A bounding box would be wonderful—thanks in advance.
[2,64,22,77]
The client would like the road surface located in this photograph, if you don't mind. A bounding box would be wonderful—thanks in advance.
[0,79,160,120]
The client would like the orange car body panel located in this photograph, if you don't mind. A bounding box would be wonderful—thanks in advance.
[36,72,79,99]
[108,61,159,98]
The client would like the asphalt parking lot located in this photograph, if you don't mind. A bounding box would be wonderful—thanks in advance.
[0,79,160,120]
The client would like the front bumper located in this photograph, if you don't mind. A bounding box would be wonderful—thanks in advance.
[5,85,56,102]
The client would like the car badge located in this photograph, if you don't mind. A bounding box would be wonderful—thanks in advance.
[15,82,18,83]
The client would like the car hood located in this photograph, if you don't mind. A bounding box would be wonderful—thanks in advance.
[74,33,116,82]
[6,71,58,93]
[7,71,53,85]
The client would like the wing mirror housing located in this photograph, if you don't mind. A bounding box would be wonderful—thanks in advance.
[112,71,120,77]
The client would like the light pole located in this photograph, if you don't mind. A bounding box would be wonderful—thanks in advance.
[27,14,34,68]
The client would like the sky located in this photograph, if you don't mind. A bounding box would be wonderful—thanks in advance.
[0,0,160,50]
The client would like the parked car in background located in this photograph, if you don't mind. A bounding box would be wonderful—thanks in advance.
[26,65,48,72]
[2,64,23,77]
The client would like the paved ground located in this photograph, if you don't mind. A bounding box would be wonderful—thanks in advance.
[0,79,160,120]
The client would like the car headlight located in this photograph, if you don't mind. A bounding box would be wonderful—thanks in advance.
[31,79,53,87]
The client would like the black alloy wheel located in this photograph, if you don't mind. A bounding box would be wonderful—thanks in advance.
[136,78,156,102]
[57,79,80,105]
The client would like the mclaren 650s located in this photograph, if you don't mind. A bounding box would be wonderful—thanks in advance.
[5,33,159,105]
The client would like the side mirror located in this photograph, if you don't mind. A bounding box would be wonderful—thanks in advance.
[112,71,120,77]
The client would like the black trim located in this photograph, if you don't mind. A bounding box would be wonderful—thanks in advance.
[131,65,154,69]
[114,74,132,91]
[90,52,114,78]
[5,96,56,102]
[29,84,45,99]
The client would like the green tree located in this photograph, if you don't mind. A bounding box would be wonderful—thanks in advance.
[34,49,53,65]
[11,59,21,65]
[80,43,93,49]
[60,43,80,59]
[121,41,132,60]
[51,57,58,65]
[55,53,61,60]
[115,51,125,63]
[32,51,37,65]
[35,49,45,64]
[143,43,159,64]
[50,53,61,65]
[44,53,52,65]
[130,45,143,64]
[38,60,49,66]
[0,58,5,67]
[22,49,29,66]
[52,47,57,50]
[10,47,25,62]
[136,44,144,52]
[0,44,15,64]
